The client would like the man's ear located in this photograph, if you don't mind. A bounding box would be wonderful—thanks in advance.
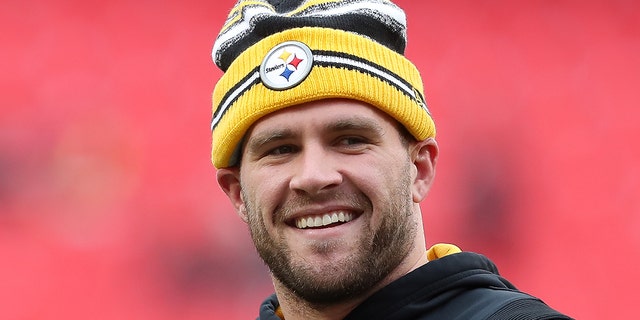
[410,138,439,203]
[216,167,248,223]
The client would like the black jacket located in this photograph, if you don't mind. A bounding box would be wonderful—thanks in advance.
[258,250,571,319]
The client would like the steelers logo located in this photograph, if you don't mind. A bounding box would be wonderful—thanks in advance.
[259,41,314,90]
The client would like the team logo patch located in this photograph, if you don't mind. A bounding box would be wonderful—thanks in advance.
[260,41,313,90]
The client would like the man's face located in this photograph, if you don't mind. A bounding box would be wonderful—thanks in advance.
[235,99,423,304]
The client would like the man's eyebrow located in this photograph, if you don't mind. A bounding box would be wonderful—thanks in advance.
[326,116,386,135]
[244,116,385,152]
[245,128,296,153]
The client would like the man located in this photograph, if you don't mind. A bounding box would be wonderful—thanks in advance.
[210,0,571,319]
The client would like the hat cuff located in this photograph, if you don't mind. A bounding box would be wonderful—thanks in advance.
[211,27,435,168]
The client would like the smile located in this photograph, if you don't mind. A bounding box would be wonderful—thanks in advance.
[294,211,355,229]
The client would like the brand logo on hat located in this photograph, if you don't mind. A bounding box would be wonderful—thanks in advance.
[260,41,313,90]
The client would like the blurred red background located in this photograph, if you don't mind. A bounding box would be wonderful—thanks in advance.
[1,0,638,319]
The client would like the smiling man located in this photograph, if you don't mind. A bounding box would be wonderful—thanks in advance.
[223,99,433,313]
[210,1,571,319]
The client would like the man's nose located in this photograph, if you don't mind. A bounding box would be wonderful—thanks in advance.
[289,145,342,195]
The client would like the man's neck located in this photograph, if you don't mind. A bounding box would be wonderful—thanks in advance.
[272,280,368,320]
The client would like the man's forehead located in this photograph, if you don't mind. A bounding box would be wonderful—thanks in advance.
[245,99,394,138]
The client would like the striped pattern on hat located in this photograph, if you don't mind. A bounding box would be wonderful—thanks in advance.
[210,0,436,168]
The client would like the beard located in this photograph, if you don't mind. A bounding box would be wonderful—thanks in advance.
[242,166,418,306]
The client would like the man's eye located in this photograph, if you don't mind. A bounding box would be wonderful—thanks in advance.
[338,136,366,146]
[268,145,297,156]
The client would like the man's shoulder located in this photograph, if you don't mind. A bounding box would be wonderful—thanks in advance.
[484,293,573,320]
[344,250,572,320]
[441,286,572,320]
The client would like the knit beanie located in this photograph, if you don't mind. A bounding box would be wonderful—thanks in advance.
[210,0,435,168]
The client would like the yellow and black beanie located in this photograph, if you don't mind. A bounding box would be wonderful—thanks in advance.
[211,0,435,168]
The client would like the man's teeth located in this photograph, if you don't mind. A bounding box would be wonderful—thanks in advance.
[295,211,354,229]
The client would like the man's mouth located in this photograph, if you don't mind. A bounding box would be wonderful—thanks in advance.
[293,211,356,229]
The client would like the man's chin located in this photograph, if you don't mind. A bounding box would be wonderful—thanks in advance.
[271,251,385,305]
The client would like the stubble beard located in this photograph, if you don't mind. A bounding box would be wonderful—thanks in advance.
[242,167,417,306]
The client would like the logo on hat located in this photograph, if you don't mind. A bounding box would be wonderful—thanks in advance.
[260,41,313,90]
